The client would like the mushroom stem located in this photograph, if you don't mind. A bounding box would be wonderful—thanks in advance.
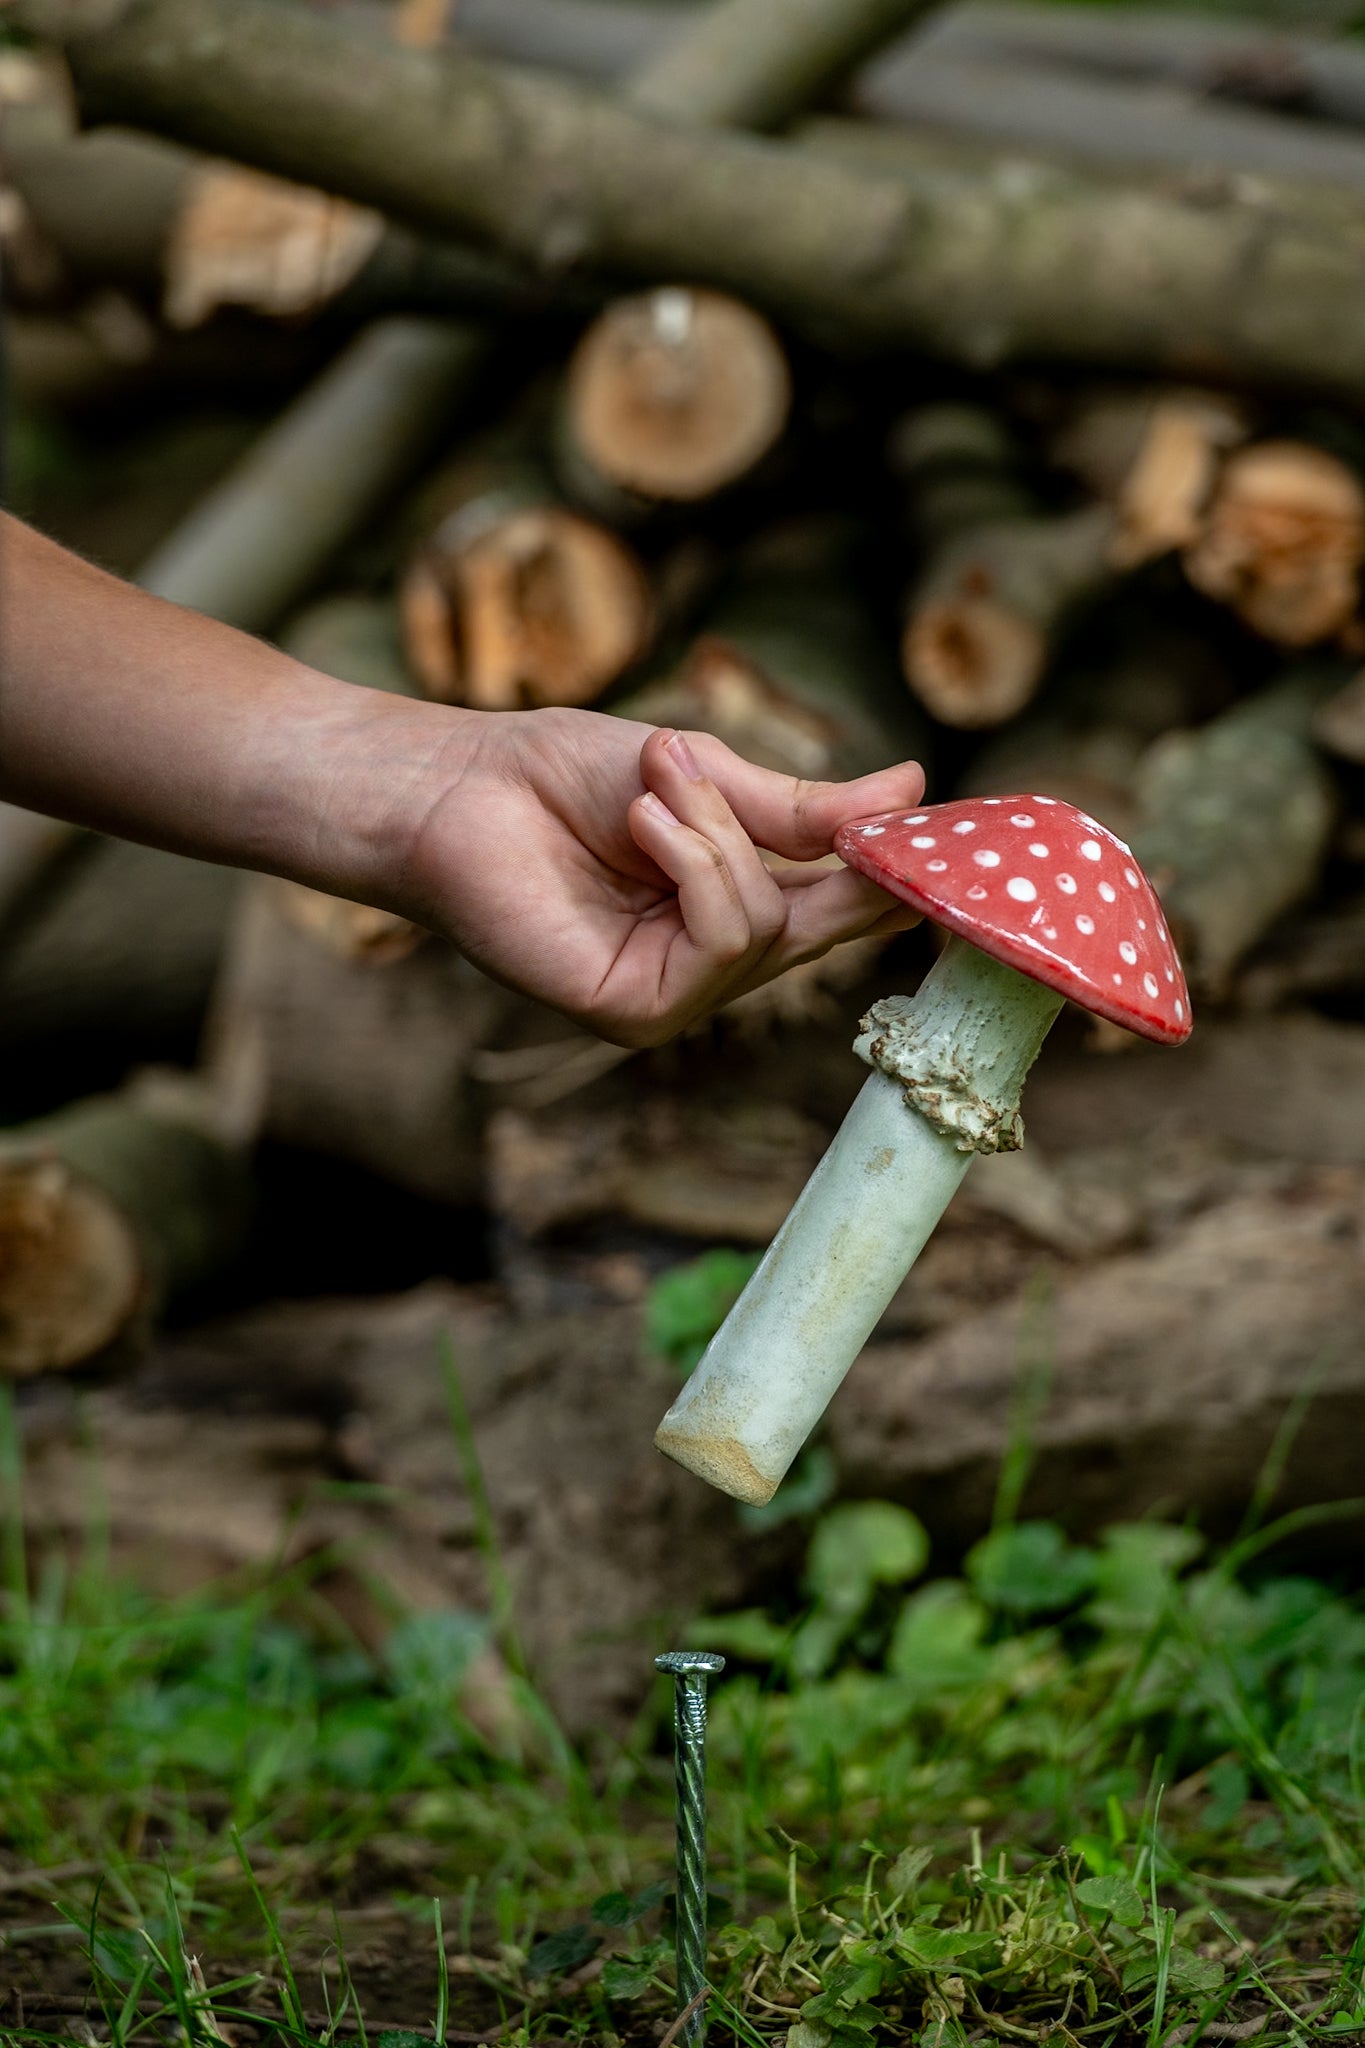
[653,937,1064,1505]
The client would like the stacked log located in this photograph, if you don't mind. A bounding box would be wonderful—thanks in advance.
[19,0,1365,1659]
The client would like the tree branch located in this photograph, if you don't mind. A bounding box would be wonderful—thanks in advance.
[14,0,1365,400]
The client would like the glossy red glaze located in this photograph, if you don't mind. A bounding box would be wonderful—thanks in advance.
[837,795,1192,1045]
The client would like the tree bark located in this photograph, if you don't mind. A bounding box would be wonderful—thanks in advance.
[24,0,1365,403]
[621,0,937,133]
[0,838,240,1073]
[916,2,1365,133]
[135,316,489,634]
[960,608,1242,841]
[896,405,1114,729]
[850,47,1365,195]
[1131,672,1339,998]
[414,0,1365,139]
[203,880,509,1204]
[2,120,589,324]
[1054,388,1249,571]
[1313,664,1365,765]
[0,1079,250,1377]
[616,553,926,783]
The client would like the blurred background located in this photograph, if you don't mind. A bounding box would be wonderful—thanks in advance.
[6,0,1365,2032]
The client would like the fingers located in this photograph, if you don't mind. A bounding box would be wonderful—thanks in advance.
[637,727,788,952]
[602,727,926,1044]
[683,734,927,862]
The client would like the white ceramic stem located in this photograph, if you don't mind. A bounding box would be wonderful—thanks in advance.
[654,939,1064,1505]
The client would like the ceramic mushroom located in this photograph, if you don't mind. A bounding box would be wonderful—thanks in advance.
[654,794,1191,1506]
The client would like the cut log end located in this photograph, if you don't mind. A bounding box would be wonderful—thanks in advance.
[566,286,791,502]
[400,503,652,708]
[1110,395,1247,570]
[902,594,1045,730]
[163,160,383,328]
[673,636,845,777]
[0,1155,141,1378]
[1183,440,1365,647]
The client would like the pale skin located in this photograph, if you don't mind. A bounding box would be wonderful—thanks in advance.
[0,513,924,1046]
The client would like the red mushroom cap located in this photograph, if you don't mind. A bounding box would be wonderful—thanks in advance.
[836,795,1192,1046]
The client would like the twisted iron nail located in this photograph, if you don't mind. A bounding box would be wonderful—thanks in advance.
[655,1650,725,2047]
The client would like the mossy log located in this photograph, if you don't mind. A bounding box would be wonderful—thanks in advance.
[896,404,1113,729]
[0,1080,250,1377]
[28,0,1365,404]
[1131,672,1340,998]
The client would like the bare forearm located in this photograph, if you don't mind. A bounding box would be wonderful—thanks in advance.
[0,513,464,910]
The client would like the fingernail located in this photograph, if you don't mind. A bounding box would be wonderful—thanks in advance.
[664,730,704,781]
[641,791,681,827]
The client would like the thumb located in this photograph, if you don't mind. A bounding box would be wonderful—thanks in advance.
[688,741,927,861]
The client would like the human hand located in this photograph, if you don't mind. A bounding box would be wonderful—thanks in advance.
[402,705,925,1045]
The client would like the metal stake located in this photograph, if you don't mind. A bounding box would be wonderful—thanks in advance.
[655,1650,725,2047]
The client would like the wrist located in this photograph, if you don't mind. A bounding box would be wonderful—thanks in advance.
[278,676,483,923]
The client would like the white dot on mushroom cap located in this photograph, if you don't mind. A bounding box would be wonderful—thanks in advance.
[860,824,886,836]
[1076,914,1095,935]
[1144,973,1159,997]
[1034,796,1057,806]
[910,835,936,849]
[1137,918,1147,931]
[1006,877,1037,902]
[1043,926,1057,940]
[1175,998,1185,1020]
[1125,867,1140,888]
[927,859,947,872]
[1120,941,1138,964]
[982,797,1002,805]
[952,820,977,834]
[1028,843,1049,858]
[967,885,988,900]
[1081,840,1103,862]
[904,814,928,825]
[1010,813,1036,828]
[1058,874,1077,895]
[1165,968,1174,982]
[1113,972,1123,986]
[973,849,1001,868]
[1099,881,1117,903]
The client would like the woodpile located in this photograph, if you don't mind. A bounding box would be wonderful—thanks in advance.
[14,0,1365,1708]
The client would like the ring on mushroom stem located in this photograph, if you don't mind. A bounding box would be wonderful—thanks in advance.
[653,794,1192,1507]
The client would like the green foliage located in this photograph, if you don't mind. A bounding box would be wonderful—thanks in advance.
[644,1247,762,1372]
[791,1500,930,1678]
[965,1518,1097,1615]
[4,1355,1365,2047]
